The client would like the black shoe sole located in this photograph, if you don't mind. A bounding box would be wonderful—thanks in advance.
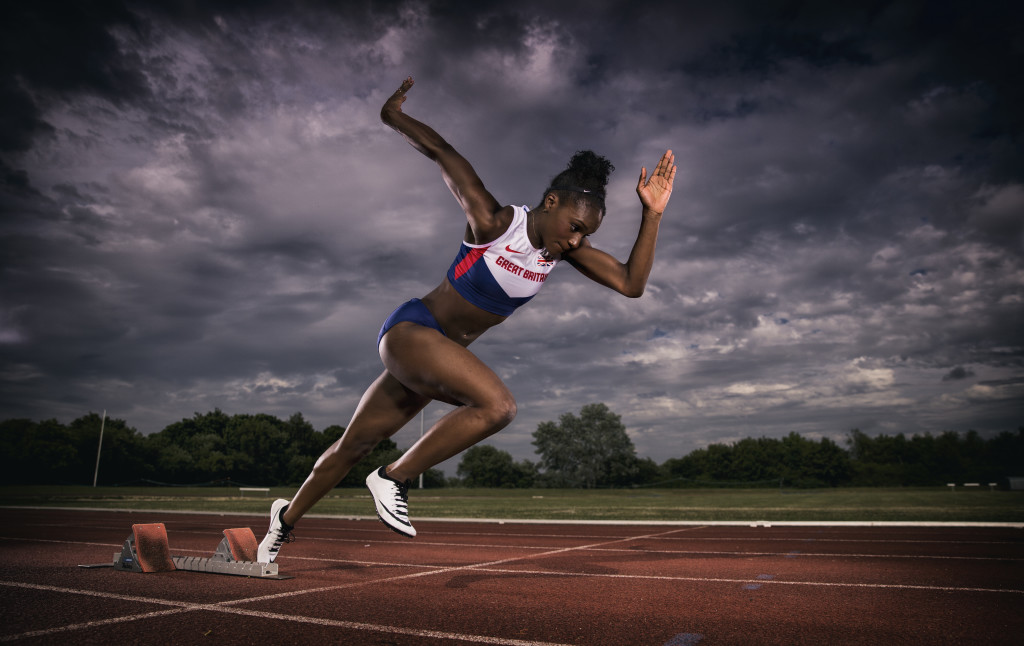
[375,512,416,538]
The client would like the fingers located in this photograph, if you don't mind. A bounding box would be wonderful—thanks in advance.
[655,149,675,176]
[637,150,677,189]
[392,77,414,97]
[654,150,676,187]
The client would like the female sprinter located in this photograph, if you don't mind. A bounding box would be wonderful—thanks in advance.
[258,77,675,562]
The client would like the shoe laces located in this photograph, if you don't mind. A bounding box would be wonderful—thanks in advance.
[390,479,410,512]
[270,527,294,549]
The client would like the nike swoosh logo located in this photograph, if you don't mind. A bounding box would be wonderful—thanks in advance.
[505,245,526,254]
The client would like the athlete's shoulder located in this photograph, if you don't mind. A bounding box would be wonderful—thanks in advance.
[465,205,516,245]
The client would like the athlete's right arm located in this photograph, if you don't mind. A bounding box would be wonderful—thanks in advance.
[380,77,508,242]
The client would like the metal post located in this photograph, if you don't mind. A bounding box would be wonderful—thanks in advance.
[93,410,106,487]
[418,409,424,489]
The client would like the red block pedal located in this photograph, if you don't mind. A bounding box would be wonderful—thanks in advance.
[220,527,258,562]
[131,523,176,572]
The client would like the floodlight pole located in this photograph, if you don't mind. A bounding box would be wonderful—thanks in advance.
[418,409,424,489]
[92,410,106,487]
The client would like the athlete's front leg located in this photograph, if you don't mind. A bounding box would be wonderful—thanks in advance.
[283,370,428,525]
[379,321,516,482]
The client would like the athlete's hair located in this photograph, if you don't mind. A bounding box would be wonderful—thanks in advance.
[544,150,615,216]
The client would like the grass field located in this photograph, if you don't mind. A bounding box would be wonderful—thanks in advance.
[2,485,1022,522]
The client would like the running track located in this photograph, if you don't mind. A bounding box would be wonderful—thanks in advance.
[1,508,1022,645]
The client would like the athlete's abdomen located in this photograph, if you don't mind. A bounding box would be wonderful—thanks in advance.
[420,280,506,346]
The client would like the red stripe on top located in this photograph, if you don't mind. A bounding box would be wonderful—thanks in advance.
[451,246,489,280]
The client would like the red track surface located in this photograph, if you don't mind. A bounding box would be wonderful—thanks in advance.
[1,507,1022,645]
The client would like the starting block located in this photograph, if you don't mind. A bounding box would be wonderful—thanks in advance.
[81,523,290,579]
[115,523,176,572]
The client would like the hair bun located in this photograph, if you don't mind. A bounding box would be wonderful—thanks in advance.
[545,151,615,214]
[566,151,615,191]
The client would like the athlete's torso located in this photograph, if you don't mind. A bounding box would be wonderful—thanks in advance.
[420,205,558,346]
[445,205,558,316]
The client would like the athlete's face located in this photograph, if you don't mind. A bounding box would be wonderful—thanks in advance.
[541,198,603,258]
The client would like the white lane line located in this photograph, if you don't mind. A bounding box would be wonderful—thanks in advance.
[4,522,1020,644]
[0,580,575,646]
[4,532,1021,559]
[4,533,1018,567]
[0,537,122,549]
[583,547,1024,561]
[8,507,1022,529]
[262,555,1024,595]
[648,536,1024,545]
[11,521,1023,546]
[0,526,701,644]
[4,548,1020,644]
[215,606,576,646]
[0,608,190,642]
[449,567,1024,595]
[217,526,709,605]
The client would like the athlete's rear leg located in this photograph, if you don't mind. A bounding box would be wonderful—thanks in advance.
[281,370,429,525]
[379,321,517,482]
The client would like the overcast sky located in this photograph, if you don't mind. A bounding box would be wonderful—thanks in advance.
[2,0,1022,476]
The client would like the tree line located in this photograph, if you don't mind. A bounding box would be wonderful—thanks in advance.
[1,405,1021,488]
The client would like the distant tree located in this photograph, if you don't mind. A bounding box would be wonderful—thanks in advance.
[846,426,1024,486]
[632,457,662,486]
[661,451,702,485]
[661,433,852,488]
[147,410,335,485]
[0,414,150,485]
[70,413,153,485]
[986,428,1024,482]
[0,418,74,484]
[150,410,233,482]
[337,437,403,487]
[778,433,851,487]
[532,403,638,488]
[847,428,972,485]
[457,445,536,487]
[284,423,343,485]
[419,467,447,488]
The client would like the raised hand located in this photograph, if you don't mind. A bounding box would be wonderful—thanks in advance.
[636,150,676,215]
[382,76,415,116]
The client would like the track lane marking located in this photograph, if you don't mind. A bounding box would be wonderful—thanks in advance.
[4,518,1021,644]
[0,608,190,642]
[216,526,710,604]
[0,526,703,644]
[582,547,1023,561]
[0,580,574,646]
[3,534,1019,564]
[447,567,1024,594]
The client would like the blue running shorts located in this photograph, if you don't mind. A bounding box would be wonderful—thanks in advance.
[377,298,446,348]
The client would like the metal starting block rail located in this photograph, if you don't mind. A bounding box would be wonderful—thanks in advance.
[79,523,291,579]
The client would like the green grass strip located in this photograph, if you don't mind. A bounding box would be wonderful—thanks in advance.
[2,485,1022,522]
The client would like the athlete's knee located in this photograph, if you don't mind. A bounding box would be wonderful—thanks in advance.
[315,433,379,471]
[482,390,517,430]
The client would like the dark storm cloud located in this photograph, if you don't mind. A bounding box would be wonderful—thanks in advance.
[942,366,975,382]
[0,1,149,152]
[1,0,1021,473]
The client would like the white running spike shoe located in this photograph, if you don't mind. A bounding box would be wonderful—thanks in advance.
[257,498,293,563]
[366,466,416,537]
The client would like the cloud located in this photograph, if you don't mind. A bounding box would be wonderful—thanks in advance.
[942,366,975,382]
[1,1,1022,476]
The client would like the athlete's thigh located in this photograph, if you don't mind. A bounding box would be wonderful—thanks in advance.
[353,368,431,429]
[335,369,430,451]
[379,322,510,407]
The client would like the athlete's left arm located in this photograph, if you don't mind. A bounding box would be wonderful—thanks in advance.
[565,150,676,298]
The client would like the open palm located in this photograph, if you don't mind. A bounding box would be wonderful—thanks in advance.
[637,150,676,214]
